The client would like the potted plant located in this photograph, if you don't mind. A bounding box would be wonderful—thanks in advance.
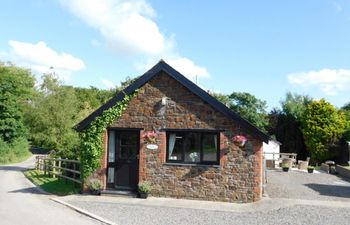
[86,174,103,195]
[232,135,247,147]
[138,181,151,199]
[307,166,314,173]
[143,130,159,150]
[282,163,289,172]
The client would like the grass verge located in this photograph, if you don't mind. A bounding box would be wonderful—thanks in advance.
[24,169,80,195]
[0,138,32,165]
[0,151,32,165]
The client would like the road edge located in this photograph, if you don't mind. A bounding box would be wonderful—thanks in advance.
[51,197,117,225]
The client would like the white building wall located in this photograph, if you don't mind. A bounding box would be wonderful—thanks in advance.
[263,140,280,160]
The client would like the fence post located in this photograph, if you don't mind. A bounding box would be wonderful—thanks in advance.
[58,158,61,181]
[52,159,56,178]
[73,163,77,188]
[44,159,47,176]
[48,158,52,177]
[64,159,67,184]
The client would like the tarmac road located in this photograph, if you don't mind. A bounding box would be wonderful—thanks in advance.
[0,156,100,225]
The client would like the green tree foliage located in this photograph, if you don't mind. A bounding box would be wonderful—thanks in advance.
[341,102,350,141]
[268,92,312,158]
[0,137,31,164]
[80,93,135,179]
[229,92,268,131]
[211,93,231,107]
[24,74,80,158]
[213,92,268,131]
[301,99,347,162]
[0,63,35,142]
[281,92,312,120]
[0,62,34,164]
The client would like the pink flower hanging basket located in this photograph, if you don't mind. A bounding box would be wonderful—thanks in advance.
[232,135,247,147]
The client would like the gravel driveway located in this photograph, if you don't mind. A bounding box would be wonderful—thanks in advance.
[65,199,350,225]
[266,169,350,201]
[62,169,350,225]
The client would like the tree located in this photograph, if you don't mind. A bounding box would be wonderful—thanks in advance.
[341,102,350,141]
[281,92,312,120]
[0,62,35,142]
[301,99,347,162]
[212,92,268,131]
[24,74,80,158]
[228,92,268,131]
[269,92,312,158]
[211,92,231,107]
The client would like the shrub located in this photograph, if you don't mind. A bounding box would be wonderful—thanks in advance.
[281,163,289,169]
[0,137,31,164]
[138,181,151,193]
[85,173,103,191]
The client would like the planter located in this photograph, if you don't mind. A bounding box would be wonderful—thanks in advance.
[91,190,101,195]
[234,141,246,147]
[307,168,314,173]
[282,167,289,172]
[139,192,149,199]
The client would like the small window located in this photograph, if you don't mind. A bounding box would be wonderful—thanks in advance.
[167,131,219,165]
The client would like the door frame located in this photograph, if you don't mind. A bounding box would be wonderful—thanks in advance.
[106,128,142,190]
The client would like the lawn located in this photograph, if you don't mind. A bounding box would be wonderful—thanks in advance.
[24,169,80,195]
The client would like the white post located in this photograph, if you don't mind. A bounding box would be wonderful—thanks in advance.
[347,141,350,166]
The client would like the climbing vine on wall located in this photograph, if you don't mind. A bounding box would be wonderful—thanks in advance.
[79,92,136,180]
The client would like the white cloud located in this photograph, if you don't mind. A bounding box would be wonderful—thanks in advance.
[101,78,115,89]
[287,69,350,96]
[1,40,85,81]
[59,0,165,55]
[59,0,210,79]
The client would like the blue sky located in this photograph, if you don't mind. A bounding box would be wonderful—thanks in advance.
[1,0,350,109]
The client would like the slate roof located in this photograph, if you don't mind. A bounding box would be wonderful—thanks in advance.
[75,60,269,143]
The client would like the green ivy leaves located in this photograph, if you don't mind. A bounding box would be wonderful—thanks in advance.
[79,92,135,180]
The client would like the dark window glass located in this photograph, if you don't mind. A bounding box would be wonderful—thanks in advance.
[184,133,200,163]
[167,132,219,165]
[202,134,218,162]
[120,133,138,146]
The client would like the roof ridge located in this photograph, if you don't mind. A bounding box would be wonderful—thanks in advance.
[75,60,269,142]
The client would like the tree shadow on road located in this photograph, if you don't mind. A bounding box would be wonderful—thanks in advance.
[0,166,28,171]
[8,187,49,195]
[305,183,350,198]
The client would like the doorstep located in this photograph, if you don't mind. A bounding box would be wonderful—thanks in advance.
[101,189,137,198]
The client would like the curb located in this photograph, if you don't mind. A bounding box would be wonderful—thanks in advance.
[51,198,117,225]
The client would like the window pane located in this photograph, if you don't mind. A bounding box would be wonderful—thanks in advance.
[168,133,183,161]
[119,146,137,159]
[184,133,200,163]
[107,167,114,183]
[120,133,138,146]
[202,134,218,161]
[108,130,115,162]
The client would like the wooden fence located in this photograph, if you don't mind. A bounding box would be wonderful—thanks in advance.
[35,156,81,185]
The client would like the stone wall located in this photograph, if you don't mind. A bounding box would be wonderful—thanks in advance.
[109,71,263,202]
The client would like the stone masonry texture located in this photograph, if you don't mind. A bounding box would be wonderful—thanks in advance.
[107,71,263,203]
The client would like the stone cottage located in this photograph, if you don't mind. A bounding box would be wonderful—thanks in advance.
[76,60,269,203]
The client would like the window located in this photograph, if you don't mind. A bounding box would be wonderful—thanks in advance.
[167,131,220,165]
